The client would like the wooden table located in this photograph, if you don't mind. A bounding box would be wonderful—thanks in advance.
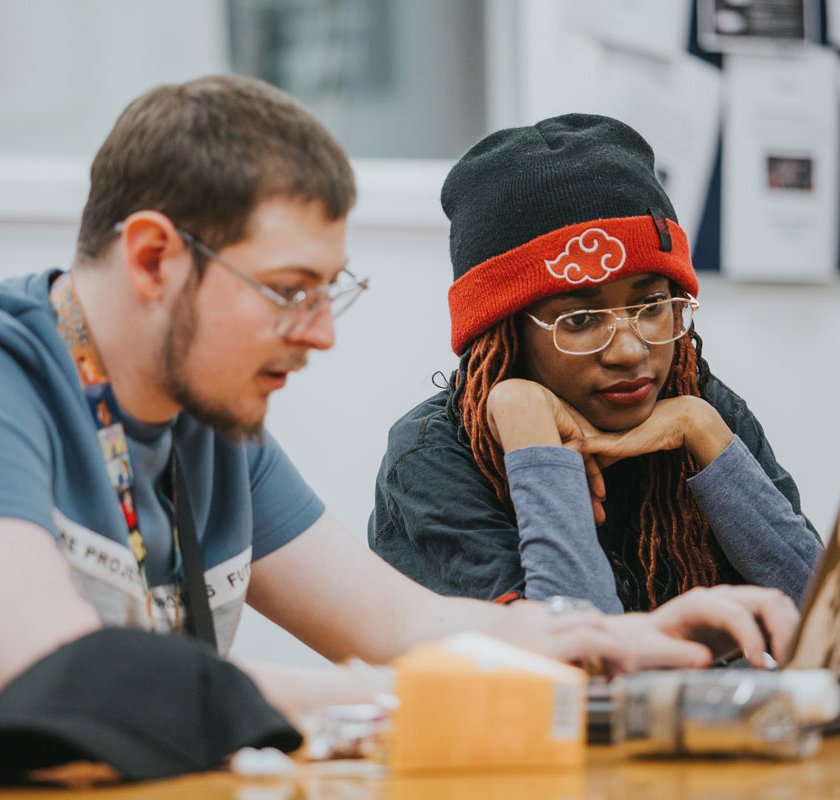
[2,737,840,799]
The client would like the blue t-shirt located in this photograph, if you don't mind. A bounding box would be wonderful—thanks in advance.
[0,270,325,654]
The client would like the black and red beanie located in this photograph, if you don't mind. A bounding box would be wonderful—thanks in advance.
[443,114,699,355]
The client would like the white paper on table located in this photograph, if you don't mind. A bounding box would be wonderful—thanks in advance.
[828,0,840,48]
[721,45,839,282]
[565,0,692,60]
[562,48,722,247]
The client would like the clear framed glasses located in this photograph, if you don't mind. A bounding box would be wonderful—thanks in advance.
[175,229,368,337]
[526,296,699,356]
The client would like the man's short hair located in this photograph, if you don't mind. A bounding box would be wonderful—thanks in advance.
[77,74,356,261]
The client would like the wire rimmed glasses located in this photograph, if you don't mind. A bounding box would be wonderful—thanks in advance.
[526,296,699,356]
[175,228,368,337]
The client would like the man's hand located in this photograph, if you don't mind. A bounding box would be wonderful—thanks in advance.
[486,379,606,523]
[577,395,733,469]
[605,585,800,670]
[484,601,633,676]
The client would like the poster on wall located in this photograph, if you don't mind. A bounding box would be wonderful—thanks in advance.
[565,0,692,60]
[561,49,721,247]
[721,45,839,282]
[697,0,819,53]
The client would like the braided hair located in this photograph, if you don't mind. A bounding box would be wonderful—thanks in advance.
[446,318,719,609]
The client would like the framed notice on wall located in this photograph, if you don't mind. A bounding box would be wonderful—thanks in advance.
[697,0,819,53]
[579,49,722,246]
[721,45,839,282]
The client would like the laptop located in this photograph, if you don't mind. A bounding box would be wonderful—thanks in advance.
[784,508,840,669]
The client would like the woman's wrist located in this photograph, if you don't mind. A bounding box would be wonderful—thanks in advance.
[487,381,565,452]
[682,400,733,468]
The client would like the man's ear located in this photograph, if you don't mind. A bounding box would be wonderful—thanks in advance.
[116,211,189,300]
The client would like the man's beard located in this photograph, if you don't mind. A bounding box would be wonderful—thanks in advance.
[162,284,265,444]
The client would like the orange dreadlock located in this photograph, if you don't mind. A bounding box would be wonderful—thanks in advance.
[456,321,718,609]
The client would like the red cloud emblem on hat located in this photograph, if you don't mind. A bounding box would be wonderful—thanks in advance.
[545,228,626,284]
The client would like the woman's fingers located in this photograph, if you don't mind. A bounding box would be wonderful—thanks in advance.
[580,451,606,523]
[553,405,585,446]
[582,453,605,497]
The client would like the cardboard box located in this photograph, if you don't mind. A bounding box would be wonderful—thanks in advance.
[390,632,587,771]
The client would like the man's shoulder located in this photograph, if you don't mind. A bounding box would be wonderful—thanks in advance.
[0,270,79,412]
[0,270,67,366]
[0,270,57,318]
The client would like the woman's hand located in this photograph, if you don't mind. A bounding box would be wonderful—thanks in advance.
[486,388,734,523]
[577,395,733,469]
[486,379,606,523]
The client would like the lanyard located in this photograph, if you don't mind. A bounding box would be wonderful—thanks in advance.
[50,274,217,647]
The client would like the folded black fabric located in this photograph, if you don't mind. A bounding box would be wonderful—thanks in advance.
[0,627,302,782]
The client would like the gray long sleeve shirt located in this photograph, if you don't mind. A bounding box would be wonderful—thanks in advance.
[511,436,822,610]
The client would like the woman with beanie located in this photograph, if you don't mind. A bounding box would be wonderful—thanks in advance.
[369,114,822,613]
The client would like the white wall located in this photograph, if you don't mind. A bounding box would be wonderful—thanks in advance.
[0,0,227,157]
[1,158,838,667]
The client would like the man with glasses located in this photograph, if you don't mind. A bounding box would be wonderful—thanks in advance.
[370,114,821,616]
[0,80,807,771]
